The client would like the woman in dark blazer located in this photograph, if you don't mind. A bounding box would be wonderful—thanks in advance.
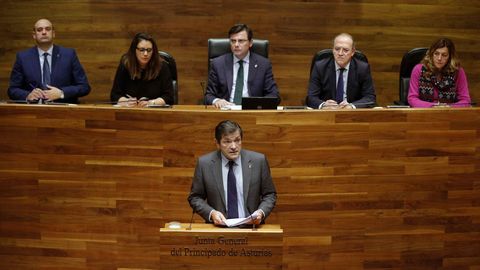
[111,33,173,107]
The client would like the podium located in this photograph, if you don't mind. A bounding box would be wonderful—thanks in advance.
[159,223,283,270]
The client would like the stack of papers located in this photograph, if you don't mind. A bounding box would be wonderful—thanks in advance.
[224,212,258,227]
[220,105,242,110]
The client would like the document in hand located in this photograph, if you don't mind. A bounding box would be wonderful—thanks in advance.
[224,212,258,227]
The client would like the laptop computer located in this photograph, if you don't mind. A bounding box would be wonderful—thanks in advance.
[241,97,279,110]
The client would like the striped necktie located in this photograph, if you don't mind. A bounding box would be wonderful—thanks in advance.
[42,52,51,88]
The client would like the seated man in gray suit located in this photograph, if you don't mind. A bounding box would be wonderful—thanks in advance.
[205,24,281,109]
[188,120,277,226]
[306,33,376,109]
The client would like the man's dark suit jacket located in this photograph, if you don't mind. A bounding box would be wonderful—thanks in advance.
[306,57,376,108]
[8,45,90,103]
[205,52,280,105]
[188,149,277,223]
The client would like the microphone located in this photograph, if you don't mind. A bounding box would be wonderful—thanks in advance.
[247,207,258,231]
[249,212,257,231]
[200,81,207,109]
[187,209,195,230]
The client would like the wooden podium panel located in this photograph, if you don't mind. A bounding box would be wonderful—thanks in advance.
[1,104,480,269]
[159,223,283,270]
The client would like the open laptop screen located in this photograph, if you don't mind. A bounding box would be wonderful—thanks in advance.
[241,97,279,110]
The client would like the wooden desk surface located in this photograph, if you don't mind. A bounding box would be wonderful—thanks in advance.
[1,104,479,269]
[161,223,283,233]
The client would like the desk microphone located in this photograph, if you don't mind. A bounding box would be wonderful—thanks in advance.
[199,81,207,109]
[187,209,195,230]
[249,212,257,231]
[247,208,258,231]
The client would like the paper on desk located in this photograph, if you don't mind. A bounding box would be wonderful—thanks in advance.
[224,212,258,227]
[220,105,242,110]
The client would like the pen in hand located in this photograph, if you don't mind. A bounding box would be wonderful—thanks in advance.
[120,94,139,107]
[28,83,47,103]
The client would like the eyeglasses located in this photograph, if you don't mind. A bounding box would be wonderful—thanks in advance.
[136,47,153,53]
[230,39,249,45]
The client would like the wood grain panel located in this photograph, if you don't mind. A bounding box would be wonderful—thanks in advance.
[0,1,479,106]
[1,104,480,269]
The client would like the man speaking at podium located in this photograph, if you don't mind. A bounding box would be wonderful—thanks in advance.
[188,120,277,226]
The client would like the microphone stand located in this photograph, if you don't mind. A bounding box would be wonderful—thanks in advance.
[187,209,195,231]
[250,212,257,231]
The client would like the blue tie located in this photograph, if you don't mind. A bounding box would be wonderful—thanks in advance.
[227,161,239,219]
[336,68,345,103]
[42,52,51,88]
[233,60,244,105]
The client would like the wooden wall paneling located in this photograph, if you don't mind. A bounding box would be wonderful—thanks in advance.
[1,105,480,269]
[0,1,479,106]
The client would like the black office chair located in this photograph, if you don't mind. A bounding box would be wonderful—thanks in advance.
[207,38,269,74]
[309,49,368,75]
[394,47,428,105]
[158,51,178,104]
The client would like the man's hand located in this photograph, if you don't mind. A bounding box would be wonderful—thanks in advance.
[26,88,46,101]
[43,85,64,101]
[211,210,227,226]
[338,100,354,109]
[247,210,264,225]
[321,99,339,109]
[213,99,234,109]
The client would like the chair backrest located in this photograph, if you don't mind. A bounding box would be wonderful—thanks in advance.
[309,49,368,75]
[158,51,178,104]
[398,47,428,105]
[207,38,269,73]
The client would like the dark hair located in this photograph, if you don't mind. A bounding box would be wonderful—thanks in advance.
[422,37,459,74]
[228,24,253,40]
[215,120,243,143]
[122,32,162,80]
[33,18,54,31]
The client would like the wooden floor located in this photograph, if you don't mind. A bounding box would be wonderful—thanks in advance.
[0,104,480,269]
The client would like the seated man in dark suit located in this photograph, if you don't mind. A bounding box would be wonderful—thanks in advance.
[205,24,280,109]
[8,18,90,103]
[306,33,376,109]
[188,120,277,226]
